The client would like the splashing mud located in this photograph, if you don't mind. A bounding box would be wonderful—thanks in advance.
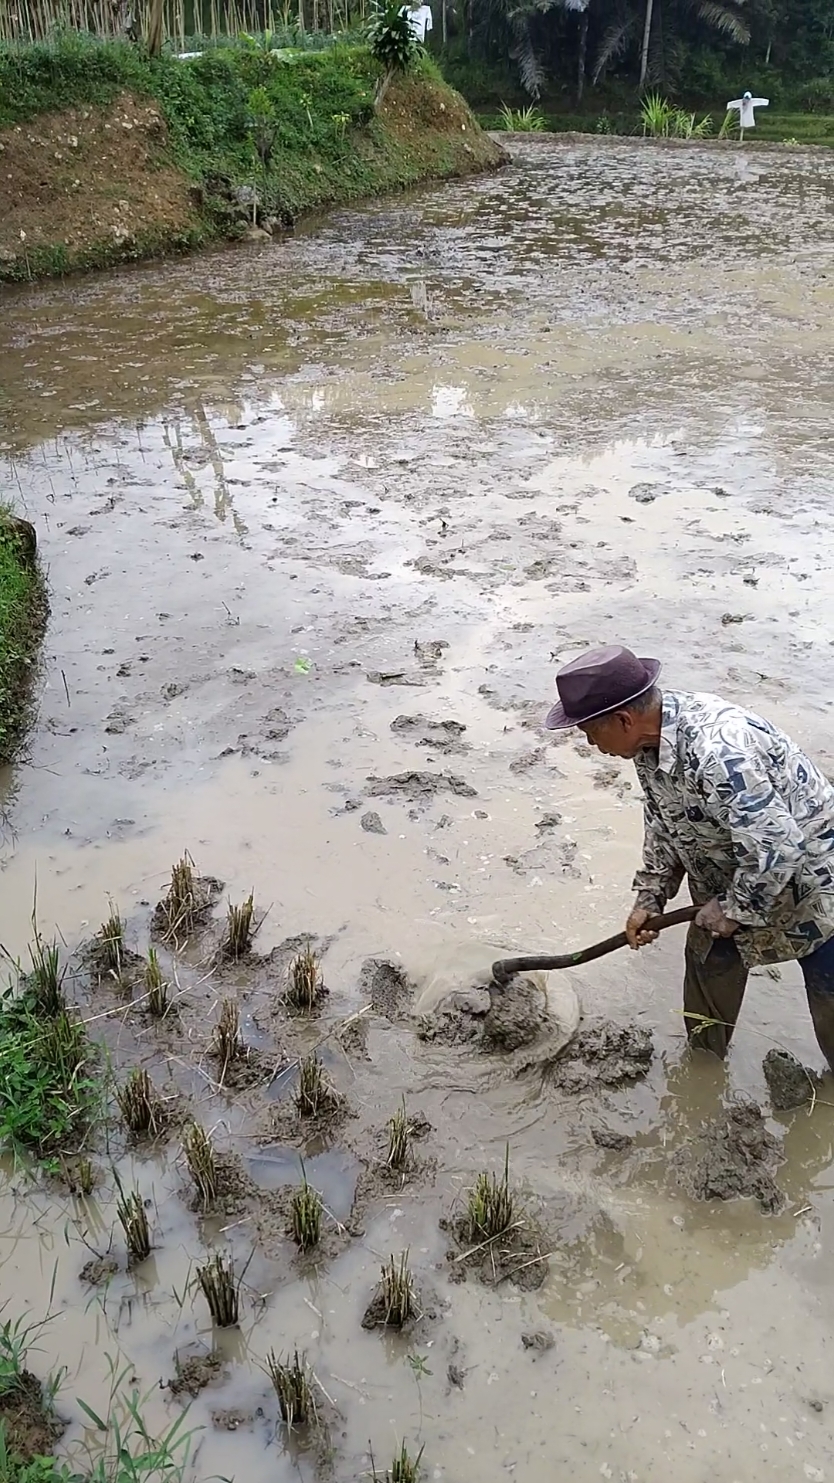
[2,137,834,1481]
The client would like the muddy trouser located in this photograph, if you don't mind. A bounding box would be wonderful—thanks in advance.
[683,925,834,1071]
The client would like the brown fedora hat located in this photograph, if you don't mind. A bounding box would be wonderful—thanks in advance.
[544,645,661,730]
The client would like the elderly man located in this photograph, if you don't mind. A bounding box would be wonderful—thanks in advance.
[545,644,834,1068]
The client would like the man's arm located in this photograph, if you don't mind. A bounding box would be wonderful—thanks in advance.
[696,752,806,925]
[631,796,685,914]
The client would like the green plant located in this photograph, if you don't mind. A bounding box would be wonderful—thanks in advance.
[367,0,420,106]
[0,993,99,1160]
[718,108,736,139]
[25,932,65,1018]
[294,1053,336,1116]
[371,1441,425,1482]
[386,1098,411,1170]
[285,944,324,1011]
[377,1251,414,1327]
[465,1145,514,1241]
[0,510,45,764]
[247,83,277,169]
[640,91,674,137]
[497,102,545,131]
[76,1357,198,1483]
[116,1185,151,1265]
[60,1155,96,1195]
[289,1171,322,1251]
[671,106,711,138]
[266,1349,315,1426]
[144,950,170,1019]
[159,854,198,943]
[116,1069,164,1136]
[196,1253,239,1327]
[220,893,256,960]
[182,1121,217,1209]
[595,111,613,133]
[211,998,242,1073]
[96,903,125,979]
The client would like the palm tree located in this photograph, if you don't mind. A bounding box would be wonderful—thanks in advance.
[595,0,749,86]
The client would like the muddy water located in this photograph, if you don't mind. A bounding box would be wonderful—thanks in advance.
[2,136,834,1480]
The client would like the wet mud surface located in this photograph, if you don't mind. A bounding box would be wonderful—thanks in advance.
[3,137,834,1482]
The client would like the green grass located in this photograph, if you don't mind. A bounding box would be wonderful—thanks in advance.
[0,34,503,280]
[478,106,834,146]
[0,517,46,762]
[0,990,101,1163]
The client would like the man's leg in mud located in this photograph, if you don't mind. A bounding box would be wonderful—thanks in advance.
[799,937,834,1074]
[683,926,749,1057]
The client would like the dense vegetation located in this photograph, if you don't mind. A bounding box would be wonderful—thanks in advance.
[0,518,45,763]
[437,0,833,114]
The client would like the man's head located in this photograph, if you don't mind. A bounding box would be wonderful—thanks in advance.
[544,644,662,759]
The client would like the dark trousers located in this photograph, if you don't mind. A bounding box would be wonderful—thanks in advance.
[684,924,834,1071]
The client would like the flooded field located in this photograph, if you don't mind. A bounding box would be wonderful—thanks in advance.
[2,135,834,1482]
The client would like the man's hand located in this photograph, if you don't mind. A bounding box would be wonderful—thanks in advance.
[625,906,660,950]
[695,897,740,938]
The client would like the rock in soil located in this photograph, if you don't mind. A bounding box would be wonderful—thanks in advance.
[80,1255,119,1286]
[674,1099,785,1214]
[592,1127,634,1151]
[762,1048,819,1111]
[360,810,387,834]
[365,770,477,802]
[168,1350,224,1398]
[521,1329,555,1352]
[550,1021,653,1092]
[481,977,548,1052]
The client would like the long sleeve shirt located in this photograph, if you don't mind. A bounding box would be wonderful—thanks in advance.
[632,690,834,967]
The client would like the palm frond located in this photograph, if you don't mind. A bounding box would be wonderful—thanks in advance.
[693,0,750,41]
[510,15,547,96]
[592,11,635,81]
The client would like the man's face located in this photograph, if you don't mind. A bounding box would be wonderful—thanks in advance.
[579,710,641,759]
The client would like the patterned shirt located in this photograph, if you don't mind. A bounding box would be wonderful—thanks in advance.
[632,691,834,967]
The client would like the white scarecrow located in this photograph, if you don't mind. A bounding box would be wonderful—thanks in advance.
[726,89,769,141]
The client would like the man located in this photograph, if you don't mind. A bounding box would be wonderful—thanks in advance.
[544,644,834,1069]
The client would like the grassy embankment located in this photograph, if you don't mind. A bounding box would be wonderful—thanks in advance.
[0,35,505,281]
[0,515,46,764]
[480,108,834,142]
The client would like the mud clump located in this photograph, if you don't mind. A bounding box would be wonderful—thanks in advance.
[592,1127,634,1152]
[674,1100,785,1214]
[80,1255,119,1286]
[550,1021,653,1092]
[365,771,477,803]
[169,1349,224,1398]
[521,1329,555,1353]
[0,1371,64,1459]
[762,1048,819,1111]
[360,957,414,1020]
[481,978,548,1053]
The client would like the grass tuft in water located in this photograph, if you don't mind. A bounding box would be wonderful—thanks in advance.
[26,930,65,1017]
[266,1348,315,1427]
[386,1098,411,1170]
[116,1183,151,1265]
[465,1144,514,1241]
[379,1251,415,1328]
[371,1441,425,1482]
[197,1252,239,1327]
[290,1171,322,1251]
[182,1121,217,1209]
[211,998,243,1073]
[0,992,100,1160]
[144,948,170,1018]
[160,853,198,943]
[285,943,324,1011]
[97,901,125,978]
[116,1068,164,1136]
[60,1154,95,1195]
[220,892,255,961]
[294,1053,336,1117]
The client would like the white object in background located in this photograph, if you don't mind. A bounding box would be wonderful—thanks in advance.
[401,3,433,41]
[726,90,769,133]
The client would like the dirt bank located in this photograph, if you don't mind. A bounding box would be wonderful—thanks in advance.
[0,44,505,281]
